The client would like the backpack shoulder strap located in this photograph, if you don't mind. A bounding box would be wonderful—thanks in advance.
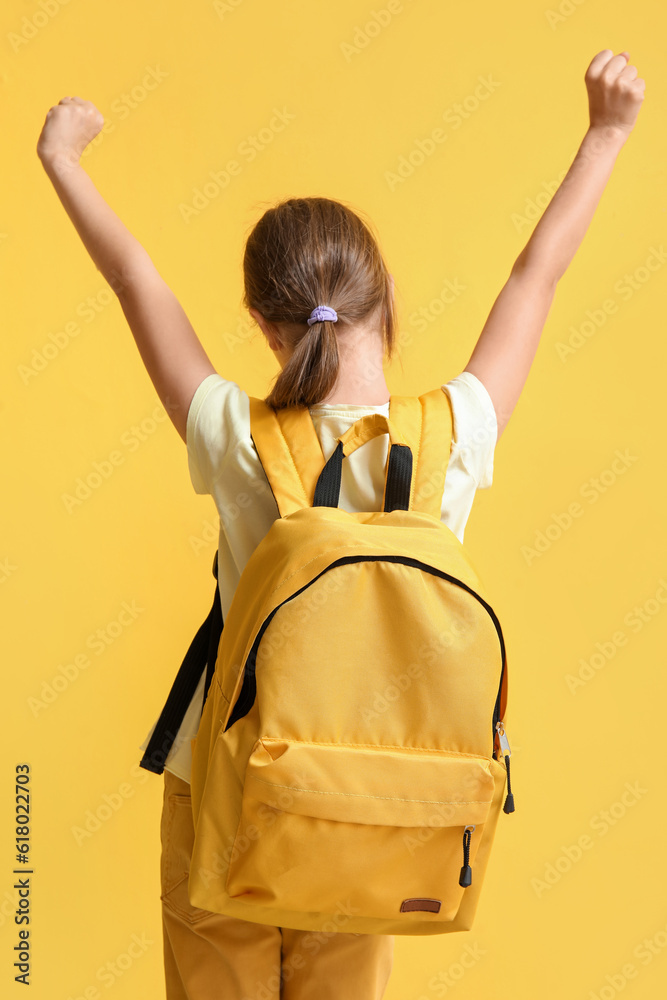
[389,388,454,519]
[248,386,453,519]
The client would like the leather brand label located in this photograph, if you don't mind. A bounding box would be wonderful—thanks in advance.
[400,897,442,913]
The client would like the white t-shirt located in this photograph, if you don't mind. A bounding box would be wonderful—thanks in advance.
[139,370,498,783]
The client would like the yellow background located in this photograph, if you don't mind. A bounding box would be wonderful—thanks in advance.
[2,0,666,996]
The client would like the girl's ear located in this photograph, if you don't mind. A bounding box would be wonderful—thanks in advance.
[249,307,264,329]
[250,308,284,353]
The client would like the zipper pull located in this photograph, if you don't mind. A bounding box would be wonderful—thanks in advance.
[458,824,475,887]
[496,721,515,814]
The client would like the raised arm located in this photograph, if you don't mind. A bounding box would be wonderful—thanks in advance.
[463,50,645,441]
[36,96,216,444]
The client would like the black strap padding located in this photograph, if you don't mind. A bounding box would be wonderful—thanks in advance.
[313,441,413,511]
[139,553,224,775]
[383,444,413,512]
[313,441,344,507]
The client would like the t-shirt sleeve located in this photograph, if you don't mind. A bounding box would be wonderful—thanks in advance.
[186,373,250,495]
[441,371,498,489]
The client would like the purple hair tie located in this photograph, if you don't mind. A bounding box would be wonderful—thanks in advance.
[307,305,338,326]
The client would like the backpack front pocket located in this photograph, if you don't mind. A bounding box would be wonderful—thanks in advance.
[225,738,501,923]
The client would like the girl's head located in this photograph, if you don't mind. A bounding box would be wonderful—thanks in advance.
[242,196,396,411]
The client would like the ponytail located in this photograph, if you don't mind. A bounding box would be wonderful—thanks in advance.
[241,197,396,411]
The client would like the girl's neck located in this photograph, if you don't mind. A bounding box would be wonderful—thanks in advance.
[314,381,390,408]
[315,326,390,406]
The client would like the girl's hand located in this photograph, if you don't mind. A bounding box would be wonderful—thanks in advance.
[37,96,104,169]
[585,50,645,137]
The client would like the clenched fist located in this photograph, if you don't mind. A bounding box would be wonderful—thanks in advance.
[37,95,105,168]
[585,50,645,136]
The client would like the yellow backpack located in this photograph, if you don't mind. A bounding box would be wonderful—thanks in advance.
[146,386,515,936]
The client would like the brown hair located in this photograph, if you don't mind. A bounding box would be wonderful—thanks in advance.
[241,196,397,411]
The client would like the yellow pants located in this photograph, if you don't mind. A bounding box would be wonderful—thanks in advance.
[160,768,395,999]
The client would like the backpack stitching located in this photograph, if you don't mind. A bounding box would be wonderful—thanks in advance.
[248,775,490,805]
[260,737,491,759]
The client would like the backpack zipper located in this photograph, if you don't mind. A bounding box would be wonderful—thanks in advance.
[496,720,515,813]
[224,554,507,761]
[459,824,475,887]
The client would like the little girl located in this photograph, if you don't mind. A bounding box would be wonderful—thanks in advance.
[37,49,643,999]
